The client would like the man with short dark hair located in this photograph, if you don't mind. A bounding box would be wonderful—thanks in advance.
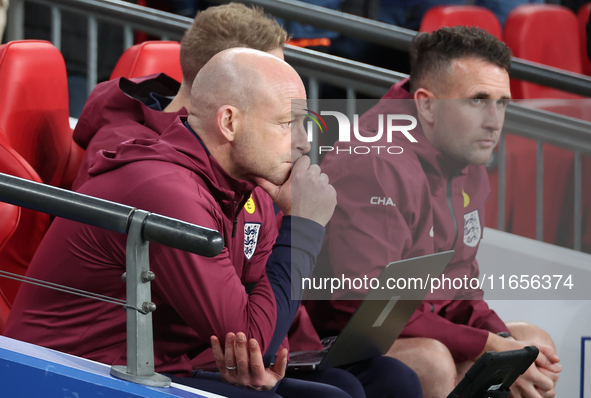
[307,26,561,398]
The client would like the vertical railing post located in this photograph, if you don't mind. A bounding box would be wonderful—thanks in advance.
[308,77,319,165]
[346,87,356,122]
[536,141,544,241]
[497,131,506,231]
[87,15,98,97]
[110,209,171,387]
[6,0,24,41]
[123,25,134,50]
[574,151,582,251]
[50,6,61,51]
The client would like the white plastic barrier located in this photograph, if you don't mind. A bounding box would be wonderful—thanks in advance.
[477,227,591,398]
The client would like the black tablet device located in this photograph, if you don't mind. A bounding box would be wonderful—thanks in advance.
[447,345,539,398]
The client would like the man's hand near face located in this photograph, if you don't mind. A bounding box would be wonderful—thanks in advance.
[255,155,337,227]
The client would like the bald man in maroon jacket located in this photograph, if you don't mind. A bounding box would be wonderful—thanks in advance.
[5,48,341,397]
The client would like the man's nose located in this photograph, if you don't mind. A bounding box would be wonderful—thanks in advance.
[483,101,505,132]
[293,122,311,154]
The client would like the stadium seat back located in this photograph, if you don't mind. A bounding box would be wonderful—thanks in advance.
[504,5,582,99]
[0,189,17,335]
[578,3,591,76]
[0,133,50,315]
[0,187,19,255]
[0,293,10,335]
[0,40,83,189]
[110,41,183,82]
[420,6,502,39]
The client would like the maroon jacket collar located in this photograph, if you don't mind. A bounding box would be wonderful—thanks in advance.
[73,73,184,150]
[89,117,256,208]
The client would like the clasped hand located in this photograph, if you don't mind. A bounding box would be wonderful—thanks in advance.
[211,332,288,391]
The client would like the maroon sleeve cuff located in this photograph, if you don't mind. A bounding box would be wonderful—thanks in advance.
[399,310,490,363]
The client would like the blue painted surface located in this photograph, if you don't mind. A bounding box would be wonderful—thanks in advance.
[0,336,223,398]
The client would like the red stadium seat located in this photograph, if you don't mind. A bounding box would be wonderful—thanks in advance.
[489,5,588,246]
[577,3,591,76]
[0,40,84,190]
[0,186,18,334]
[420,6,502,39]
[110,41,183,82]
[0,175,20,255]
[583,158,591,252]
[0,293,10,335]
[0,133,50,317]
[504,4,582,99]
[486,132,578,245]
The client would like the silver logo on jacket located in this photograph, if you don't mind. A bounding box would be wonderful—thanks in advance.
[244,222,262,260]
[463,210,481,247]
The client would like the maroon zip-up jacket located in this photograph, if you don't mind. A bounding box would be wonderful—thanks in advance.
[307,79,509,363]
[71,73,184,191]
[5,119,281,376]
[74,73,324,359]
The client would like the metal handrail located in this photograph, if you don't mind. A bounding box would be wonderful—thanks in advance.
[284,47,591,157]
[0,173,224,256]
[209,0,591,98]
[284,45,406,98]
[8,0,591,97]
[5,0,591,248]
[11,0,188,40]
[504,103,591,154]
[0,172,224,386]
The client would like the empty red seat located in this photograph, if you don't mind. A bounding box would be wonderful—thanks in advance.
[486,132,576,244]
[0,186,18,335]
[420,6,502,39]
[577,3,591,76]
[582,158,591,252]
[490,5,587,246]
[0,40,84,190]
[110,41,183,82]
[504,4,582,99]
[0,293,11,335]
[0,133,50,317]
[0,174,20,255]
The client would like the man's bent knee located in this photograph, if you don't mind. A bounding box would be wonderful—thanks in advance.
[507,321,555,349]
[388,338,457,388]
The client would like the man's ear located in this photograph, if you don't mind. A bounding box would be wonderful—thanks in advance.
[414,88,436,124]
[217,105,240,142]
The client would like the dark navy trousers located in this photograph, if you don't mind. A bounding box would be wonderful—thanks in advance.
[168,355,422,398]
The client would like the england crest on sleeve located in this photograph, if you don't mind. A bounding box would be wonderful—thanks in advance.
[244,222,262,260]
[463,210,481,247]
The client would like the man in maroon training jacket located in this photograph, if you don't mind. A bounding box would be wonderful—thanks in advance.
[63,4,424,396]
[5,48,339,397]
[306,26,562,398]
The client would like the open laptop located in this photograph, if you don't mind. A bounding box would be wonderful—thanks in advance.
[288,250,455,372]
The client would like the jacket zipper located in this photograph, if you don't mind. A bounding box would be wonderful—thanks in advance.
[447,172,459,249]
[231,194,251,238]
